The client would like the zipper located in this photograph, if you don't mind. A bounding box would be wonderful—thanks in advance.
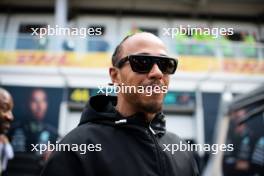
[147,122,165,176]
[113,113,166,176]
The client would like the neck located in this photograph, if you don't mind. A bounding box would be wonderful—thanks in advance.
[116,95,156,122]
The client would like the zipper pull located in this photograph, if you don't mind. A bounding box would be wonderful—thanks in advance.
[149,125,156,135]
[115,119,127,125]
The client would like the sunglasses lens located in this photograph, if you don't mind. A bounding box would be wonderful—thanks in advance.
[157,58,177,74]
[128,55,177,74]
[129,56,152,73]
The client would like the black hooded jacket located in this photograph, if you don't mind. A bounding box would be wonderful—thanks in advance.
[41,95,199,176]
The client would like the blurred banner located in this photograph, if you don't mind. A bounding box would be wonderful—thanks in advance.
[0,51,263,74]
[0,51,111,68]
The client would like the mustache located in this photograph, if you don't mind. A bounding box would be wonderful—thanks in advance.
[0,122,11,129]
[0,120,11,125]
[140,80,165,87]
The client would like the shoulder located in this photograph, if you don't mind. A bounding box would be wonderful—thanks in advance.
[42,123,59,136]
[59,122,108,144]
[163,131,184,142]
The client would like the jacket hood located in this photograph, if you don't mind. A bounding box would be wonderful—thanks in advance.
[78,95,166,136]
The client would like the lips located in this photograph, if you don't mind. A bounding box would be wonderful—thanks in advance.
[141,80,163,88]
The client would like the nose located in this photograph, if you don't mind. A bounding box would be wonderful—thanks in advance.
[148,64,163,80]
[5,111,14,122]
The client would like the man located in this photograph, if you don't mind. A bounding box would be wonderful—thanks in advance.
[29,89,48,121]
[0,88,14,174]
[10,88,58,153]
[41,32,199,176]
[6,89,58,176]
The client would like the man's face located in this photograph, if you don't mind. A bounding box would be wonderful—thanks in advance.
[29,90,48,121]
[0,91,14,134]
[114,33,170,113]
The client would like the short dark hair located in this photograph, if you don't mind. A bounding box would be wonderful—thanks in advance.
[111,34,135,66]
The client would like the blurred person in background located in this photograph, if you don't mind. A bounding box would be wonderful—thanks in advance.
[242,32,257,58]
[41,32,199,176]
[9,88,58,155]
[0,88,14,175]
[6,88,59,176]
[223,109,255,176]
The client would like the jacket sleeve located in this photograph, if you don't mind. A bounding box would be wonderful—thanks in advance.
[41,151,84,176]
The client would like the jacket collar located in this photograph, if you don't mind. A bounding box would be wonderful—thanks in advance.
[79,95,166,137]
[115,110,166,137]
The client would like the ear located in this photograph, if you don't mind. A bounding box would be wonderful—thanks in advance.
[109,67,121,84]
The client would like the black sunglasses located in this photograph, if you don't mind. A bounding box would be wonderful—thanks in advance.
[115,55,178,74]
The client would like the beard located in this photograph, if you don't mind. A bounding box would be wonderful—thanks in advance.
[137,100,162,113]
[0,121,10,134]
[125,92,163,114]
[121,80,166,114]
